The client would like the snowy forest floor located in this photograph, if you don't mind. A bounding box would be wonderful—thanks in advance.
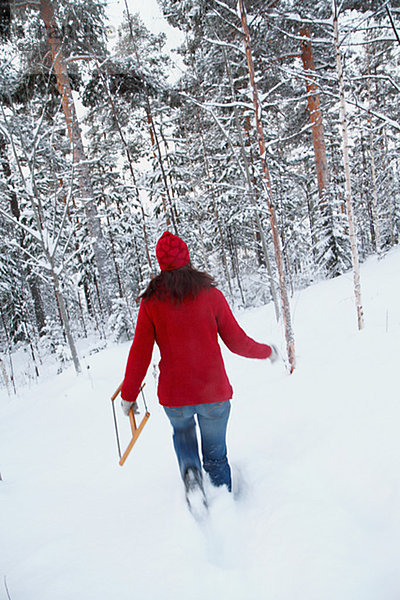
[1,247,400,600]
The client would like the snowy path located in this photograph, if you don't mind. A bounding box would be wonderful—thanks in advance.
[1,249,400,600]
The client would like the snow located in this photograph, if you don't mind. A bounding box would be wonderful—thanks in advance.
[1,248,400,600]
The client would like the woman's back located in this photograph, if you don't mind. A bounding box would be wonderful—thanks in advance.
[122,285,270,407]
[143,287,231,406]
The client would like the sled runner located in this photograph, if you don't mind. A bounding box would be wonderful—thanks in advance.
[111,383,150,466]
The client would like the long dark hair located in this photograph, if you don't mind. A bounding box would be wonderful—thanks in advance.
[139,264,216,304]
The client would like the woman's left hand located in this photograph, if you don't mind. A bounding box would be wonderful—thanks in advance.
[269,344,280,364]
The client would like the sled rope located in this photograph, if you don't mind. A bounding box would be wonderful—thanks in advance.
[111,398,122,460]
[140,384,148,412]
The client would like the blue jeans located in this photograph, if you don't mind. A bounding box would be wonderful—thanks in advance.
[164,401,231,491]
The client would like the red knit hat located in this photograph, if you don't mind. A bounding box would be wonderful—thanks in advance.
[156,231,190,271]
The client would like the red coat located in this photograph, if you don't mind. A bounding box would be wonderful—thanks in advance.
[121,287,272,407]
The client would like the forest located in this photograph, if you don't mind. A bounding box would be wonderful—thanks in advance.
[0,0,399,386]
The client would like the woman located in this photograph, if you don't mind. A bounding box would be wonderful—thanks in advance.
[121,231,277,507]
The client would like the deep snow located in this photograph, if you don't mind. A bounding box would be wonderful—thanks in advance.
[1,248,400,600]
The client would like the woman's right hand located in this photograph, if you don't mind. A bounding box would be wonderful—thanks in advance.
[121,399,139,416]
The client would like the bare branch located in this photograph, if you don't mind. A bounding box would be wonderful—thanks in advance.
[386,3,400,46]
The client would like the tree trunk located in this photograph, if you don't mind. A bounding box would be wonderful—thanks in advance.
[51,263,82,374]
[40,0,114,313]
[305,180,318,263]
[145,100,179,234]
[299,26,343,275]
[122,5,178,236]
[96,68,154,274]
[0,132,46,334]
[359,133,375,253]
[159,120,180,225]
[223,46,280,320]
[182,113,209,271]
[0,305,17,394]
[239,0,295,372]
[299,27,329,199]
[386,4,400,47]
[196,112,233,297]
[228,226,246,305]
[366,42,382,257]
[333,0,364,330]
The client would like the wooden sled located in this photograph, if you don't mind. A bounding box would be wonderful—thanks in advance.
[111,383,150,466]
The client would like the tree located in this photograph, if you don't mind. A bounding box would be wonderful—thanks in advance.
[332,0,364,330]
[239,0,296,372]
[0,94,82,372]
[38,0,116,314]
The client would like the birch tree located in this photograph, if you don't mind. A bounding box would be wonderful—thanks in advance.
[332,0,364,331]
[239,0,296,372]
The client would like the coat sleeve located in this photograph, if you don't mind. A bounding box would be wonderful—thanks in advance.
[121,300,155,403]
[214,289,272,359]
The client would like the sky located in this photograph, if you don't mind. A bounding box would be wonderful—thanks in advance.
[104,0,184,52]
[104,0,185,79]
